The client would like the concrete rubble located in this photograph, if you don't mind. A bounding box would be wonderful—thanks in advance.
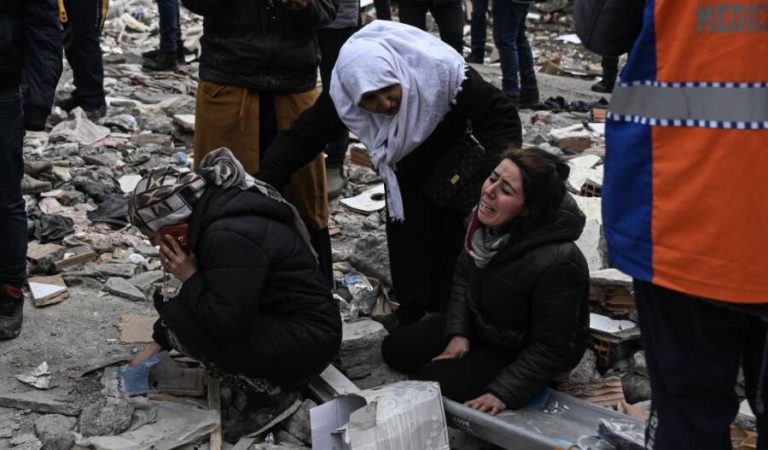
[1,1,756,449]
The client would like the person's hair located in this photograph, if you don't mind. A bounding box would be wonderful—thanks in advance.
[497,147,570,224]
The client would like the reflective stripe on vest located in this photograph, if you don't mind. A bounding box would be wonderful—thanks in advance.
[608,82,768,129]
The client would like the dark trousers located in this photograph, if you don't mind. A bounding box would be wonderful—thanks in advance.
[63,0,106,109]
[382,315,514,402]
[374,0,392,20]
[492,0,537,97]
[318,27,356,168]
[398,0,464,54]
[156,0,181,53]
[634,280,768,450]
[0,88,27,287]
[385,173,465,314]
[470,0,489,56]
[601,55,619,85]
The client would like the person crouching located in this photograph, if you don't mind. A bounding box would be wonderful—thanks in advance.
[127,148,341,441]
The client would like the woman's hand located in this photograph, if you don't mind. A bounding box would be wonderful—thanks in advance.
[465,393,506,415]
[128,342,163,366]
[159,235,197,282]
[432,336,470,361]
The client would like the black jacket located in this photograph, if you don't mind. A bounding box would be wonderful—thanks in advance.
[257,66,522,189]
[153,187,342,388]
[574,0,645,57]
[182,0,337,93]
[445,195,590,409]
[0,0,62,130]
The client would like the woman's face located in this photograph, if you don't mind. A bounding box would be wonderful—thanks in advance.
[477,159,526,230]
[359,84,402,115]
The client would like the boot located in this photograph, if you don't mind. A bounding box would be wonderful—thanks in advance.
[591,79,615,93]
[465,51,484,64]
[55,96,106,120]
[143,44,185,64]
[0,284,24,340]
[142,52,179,72]
[518,88,541,109]
[222,388,301,442]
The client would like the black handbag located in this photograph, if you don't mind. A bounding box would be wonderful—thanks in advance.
[422,122,490,216]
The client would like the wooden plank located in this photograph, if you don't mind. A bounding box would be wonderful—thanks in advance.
[208,377,222,450]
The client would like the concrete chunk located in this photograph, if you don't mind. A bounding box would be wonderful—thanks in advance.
[0,391,80,416]
[96,263,138,278]
[339,319,388,379]
[127,270,164,295]
[105,277,146,302]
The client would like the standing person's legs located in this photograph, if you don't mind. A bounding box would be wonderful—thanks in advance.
[318,27,356,198]
[492,0,523,100]
[634,280,746,450]
[374,0,392,20]
[274,92,332,286]
[62,0,106,110]
[514,4,538,106]
[591,55,619,93]
[397,1,429,31]
[738,314,768,450]
[430,0,465,54]
[0,88,26,339]
[468,0,489,62]
[156,0,180,54]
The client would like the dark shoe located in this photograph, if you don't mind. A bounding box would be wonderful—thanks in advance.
[0,284,24,340]
[465,52,484,64]
[83,104,107,121]
[142,52,179,72]
[379,305,425,332]
[591,79,615,93]
[143,45,185,64]
[327,165,346,200]
[222,388,301,442]
[518,88,541,109]
[56,96,106,120]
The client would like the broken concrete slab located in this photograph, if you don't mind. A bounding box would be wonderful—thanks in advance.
[105,277,146,302]
[16,362,52,390]
[590,268,633,288]
[78,397,134,437]
[127,270,164,295]
[339,319,388,379]
[118,174,143,194]
[549,124,594,153]
[96,263,138,278]
[29,276,69,307]
[53,246,98,272]
[34,414,76,450]
[0,391,80,416]
[27,243,65,273]
[575,219,606,271]
[118,314,156,343]
[10,433,42,450]
[173,114,195,132]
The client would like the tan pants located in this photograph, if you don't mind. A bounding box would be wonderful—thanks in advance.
[193,80,329,229]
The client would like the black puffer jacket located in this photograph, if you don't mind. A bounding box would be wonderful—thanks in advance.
[0,0,62,130]
[182,0,337,93]
[258,66,522,189]
[445,194,590,409]
[153,187,342,388]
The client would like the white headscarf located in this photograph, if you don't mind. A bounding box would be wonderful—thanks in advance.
[330,20,466,221]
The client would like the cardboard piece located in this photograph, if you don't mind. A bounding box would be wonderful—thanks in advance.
[118,314,156,344]
[340,184,386,214]
[28,276,69,307]
[310,381,450,450]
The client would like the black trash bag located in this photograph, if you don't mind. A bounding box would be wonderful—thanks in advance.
[72,179,118,203]
[598,418,645,450]
[30,214,75,243]
[87,194,129,228]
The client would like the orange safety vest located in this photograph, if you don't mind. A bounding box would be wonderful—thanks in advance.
[604,0,768,303]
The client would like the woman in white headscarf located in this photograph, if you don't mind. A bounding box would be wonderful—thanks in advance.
[258,21,522,327]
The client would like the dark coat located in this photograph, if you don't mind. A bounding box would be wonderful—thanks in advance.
[182,0,337,93]
[257,66,522,189]
[574,0,644,57]
[444,195,590,409]
[0,0,62,130]
[153,187,342,388]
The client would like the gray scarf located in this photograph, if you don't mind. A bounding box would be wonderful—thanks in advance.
[464,208,511,268]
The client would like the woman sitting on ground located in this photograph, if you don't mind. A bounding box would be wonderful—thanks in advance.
[127,148,341,440]
[382,147,590,415]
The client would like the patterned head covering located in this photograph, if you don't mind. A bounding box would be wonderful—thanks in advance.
[128,167,207,236]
